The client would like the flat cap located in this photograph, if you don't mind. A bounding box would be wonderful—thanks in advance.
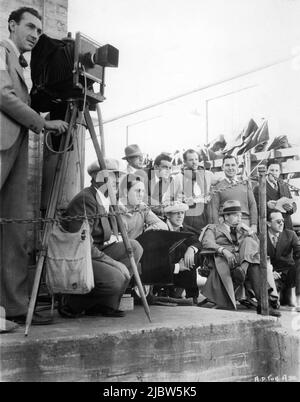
[164,201,189,214]
[87,158,125,176]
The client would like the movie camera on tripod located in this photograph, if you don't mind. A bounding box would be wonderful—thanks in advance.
[30,31,119,112]
[25,32,151,335]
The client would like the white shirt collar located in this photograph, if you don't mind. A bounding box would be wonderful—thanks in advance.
[167,219,182,232]
[95,187,110,213]
[267,177,278,189]
[127,165,136,174]
[6,39,21,58]
[224,222,230,231]
[268,229,279,239]
[225,177,237,184]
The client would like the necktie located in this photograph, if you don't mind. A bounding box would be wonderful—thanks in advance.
[19,54,28,68]
[272,235,278,248]
[230,226,238,243]
[158,177,163,203]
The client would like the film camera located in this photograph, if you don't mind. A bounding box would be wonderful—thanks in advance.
[30,32,119,113]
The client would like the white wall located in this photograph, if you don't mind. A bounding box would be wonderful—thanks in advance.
[84,57,300,185]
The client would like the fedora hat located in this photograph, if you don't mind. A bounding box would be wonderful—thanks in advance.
[221,200,242,215]
[87,158,125,176]
[164,201,189,214]
[122,144,143,160]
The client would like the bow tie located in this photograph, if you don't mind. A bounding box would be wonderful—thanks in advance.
[19,54,28,68]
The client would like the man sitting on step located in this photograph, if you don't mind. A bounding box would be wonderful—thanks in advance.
[267,210,300,311]
[58,159,143,318]
[162,201,202,302]
[200,200,281,317]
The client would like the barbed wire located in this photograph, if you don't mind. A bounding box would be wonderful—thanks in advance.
[0,174,299,225]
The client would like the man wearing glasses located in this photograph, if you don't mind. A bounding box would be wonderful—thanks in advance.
[267,210,300,311]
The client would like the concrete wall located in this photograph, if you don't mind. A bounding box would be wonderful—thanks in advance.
[1,315,299,382]
[0,0,68,262]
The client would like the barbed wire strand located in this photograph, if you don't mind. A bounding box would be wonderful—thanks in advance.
[2,173,299,225]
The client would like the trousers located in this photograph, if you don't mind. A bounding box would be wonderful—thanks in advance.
[0,133,29,316]
[67,240,143,312]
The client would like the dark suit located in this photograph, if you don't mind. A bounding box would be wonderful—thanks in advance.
[267,229,300,295]
[166,223,202,299]
[61,186,143,313]
[254,180,297,230]
[0,40,44,316]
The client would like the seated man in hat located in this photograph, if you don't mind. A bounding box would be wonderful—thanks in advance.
[200,200,281,316]
[267,210,300,311]
[59,159,143,318]
[158,201,203,302]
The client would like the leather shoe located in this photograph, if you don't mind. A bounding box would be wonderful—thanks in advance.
[7,312,53,326]
[231,266,246,285]
[257,305,281,318]
[85,305,125,317]
[58,305,82,319]
[102,309,126,317]
[86,306,126,317]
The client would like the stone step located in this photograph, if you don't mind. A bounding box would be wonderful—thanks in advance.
[0,306,299,382]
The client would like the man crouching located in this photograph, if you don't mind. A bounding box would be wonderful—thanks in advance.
[58,159,143,318]
[200,200,280,317]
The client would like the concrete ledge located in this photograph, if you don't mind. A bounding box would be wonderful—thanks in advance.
[0,307,298,382]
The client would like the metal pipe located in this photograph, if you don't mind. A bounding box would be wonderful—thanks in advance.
[258,165,269,316]
[101,55,293,125]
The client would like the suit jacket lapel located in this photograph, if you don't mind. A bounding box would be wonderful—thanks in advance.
[219,223,233,243]
[267,233,275,258]
[275,231,284,259]
[2,40,27,85]
[89,186,112,242]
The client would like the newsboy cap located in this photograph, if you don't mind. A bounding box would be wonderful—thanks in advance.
[221,200,242,215]
[122,144,143,160]
[164,201,189,214]
[87,158,125,176]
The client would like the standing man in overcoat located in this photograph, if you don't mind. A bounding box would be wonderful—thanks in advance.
[0,7,68,324]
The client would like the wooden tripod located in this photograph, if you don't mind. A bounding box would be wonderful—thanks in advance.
[25,100,151,336]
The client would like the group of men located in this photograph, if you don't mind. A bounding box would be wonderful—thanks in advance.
[119,143,300,315]
[1,7,300,327]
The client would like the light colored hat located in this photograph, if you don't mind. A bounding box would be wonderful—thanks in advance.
[87,158,125,176]
[274,197,296,213]
[221,200,242,215]
[164,201,189,214]
[122,144,143,160]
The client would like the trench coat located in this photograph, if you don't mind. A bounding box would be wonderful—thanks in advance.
[200,223,260,309]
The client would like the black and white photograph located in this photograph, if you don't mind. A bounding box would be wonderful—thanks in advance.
[0,0,300,384]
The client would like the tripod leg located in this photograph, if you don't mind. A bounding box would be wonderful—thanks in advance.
[96,104,106,157]
[25,103,79,336]
[84,107,151,323]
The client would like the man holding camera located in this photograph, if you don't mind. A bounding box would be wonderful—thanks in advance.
[0,7,68,325]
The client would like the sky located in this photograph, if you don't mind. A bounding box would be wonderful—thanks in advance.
[68,0,300,163]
